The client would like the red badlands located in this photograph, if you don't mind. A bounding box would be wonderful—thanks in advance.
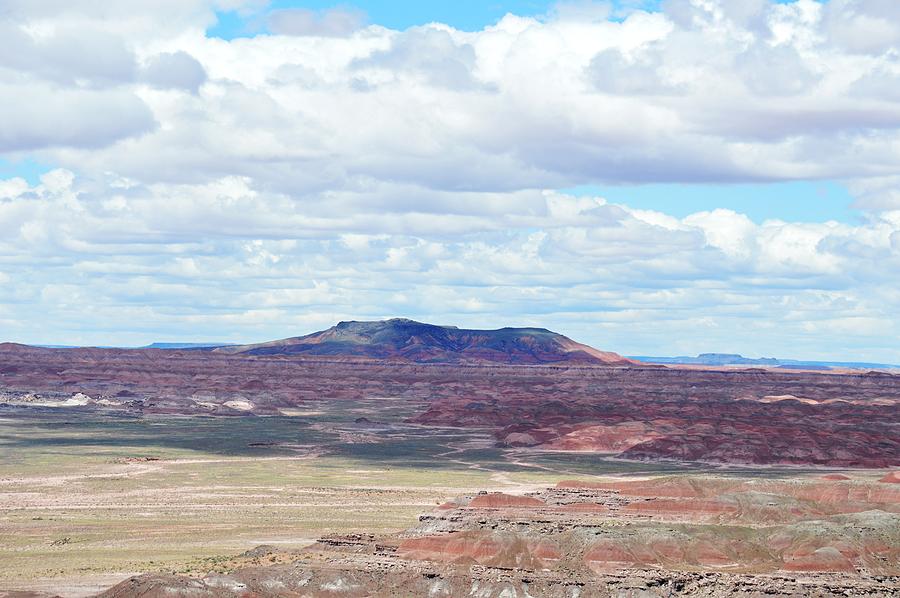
[2,319,898,468]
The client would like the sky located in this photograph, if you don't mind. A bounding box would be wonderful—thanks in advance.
[210,1,573,37]
[1,0,900,362]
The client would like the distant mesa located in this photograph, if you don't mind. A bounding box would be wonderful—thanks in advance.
[142,342,234,350]
[0,341,234,351]
[214,318,634,366]
[630,352,899,371]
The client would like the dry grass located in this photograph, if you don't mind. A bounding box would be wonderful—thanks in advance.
[0,408,559,593]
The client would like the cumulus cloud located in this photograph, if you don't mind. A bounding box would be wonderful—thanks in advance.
[353,27,486,90]
[734,43,820,96]
[141,51,208,92]
[0,0,247,40]
[268,7,366,37]
[846,175,900,210]
[0,10,161,152]
[587,47,681,95]
[0,23,137,87]
[850,59,900,102]
[822,0,900,55]
[0,84,155,152]
[5,0,899,192]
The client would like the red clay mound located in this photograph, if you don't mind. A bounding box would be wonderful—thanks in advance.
[468,493,545,508]
[583,540,637,570]
[584,536,742,571]
[399,534,501,563]
[782,547,856,573]
[691,540,734,567]
[820,474,851,481]
[879,471,900,483]
[527,538,563,563]
[543,422,662,452]
[398,533,559,569]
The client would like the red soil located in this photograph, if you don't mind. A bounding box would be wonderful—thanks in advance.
[399,533,501,563]
[398,532,560,569]
[622,498,739,518]
[782,547,856,573]
[583,540,636,570]
[468,493,545,508]
[557,478,702,498]
[542,422,662,452]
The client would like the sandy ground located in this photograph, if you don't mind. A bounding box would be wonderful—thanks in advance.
[6,573,138,598]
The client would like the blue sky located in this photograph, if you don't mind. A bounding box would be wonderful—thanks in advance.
[209,1,660,38]
[208,0,804,38]
[564,181,858,224]
[0,158,51,185]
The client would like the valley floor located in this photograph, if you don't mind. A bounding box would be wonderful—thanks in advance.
[0,402,897,597]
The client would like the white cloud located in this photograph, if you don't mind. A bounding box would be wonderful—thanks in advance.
[141,51,207,92]
[847,175,900,210]
[822,0,900,55]
[268,7,367,38]
[4,0,899,191]
[734,43,820,96]
[0,22,137,87]
[352,27,486,90]
[0,83,155,152]
[683,209,757,260]
[587,46,682,95]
